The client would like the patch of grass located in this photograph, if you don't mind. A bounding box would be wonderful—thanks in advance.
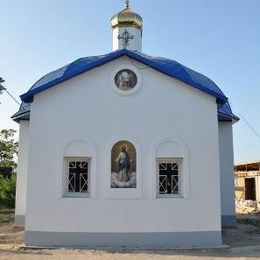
[0,214,14,225]
[237,218,260,227]
[237,214,260,228]
[0,210,14,225]
[0,208,14,214]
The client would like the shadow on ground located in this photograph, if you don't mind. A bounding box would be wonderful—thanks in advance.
[1,211,260,259]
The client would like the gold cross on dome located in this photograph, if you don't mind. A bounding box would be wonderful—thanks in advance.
[118,30,134,48]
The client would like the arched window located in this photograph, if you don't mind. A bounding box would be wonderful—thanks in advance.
[62,140,96,198]
[155,141,184,198]
[111,141,136,189]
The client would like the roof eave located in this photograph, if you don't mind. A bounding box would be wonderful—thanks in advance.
[20,49,228,104]
[218,111,240,124]
[11,111,30,123]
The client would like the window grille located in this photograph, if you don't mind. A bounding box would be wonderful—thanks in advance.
[157,159,181,196]
[64,158,90,195]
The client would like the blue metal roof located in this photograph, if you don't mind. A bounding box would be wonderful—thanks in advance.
[11,102,30,122]
[218,102,239,122]
[13,49,238,122]
[20,49,228,103]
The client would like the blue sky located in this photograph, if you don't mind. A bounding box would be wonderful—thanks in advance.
[0,0,259,163]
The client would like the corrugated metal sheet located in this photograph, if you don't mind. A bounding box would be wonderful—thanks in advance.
[11,102,30,122]
[218,102,239,121]
[20,49,228,103]
[12,49,238,122]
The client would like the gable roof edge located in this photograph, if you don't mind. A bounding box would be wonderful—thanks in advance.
[20,49,228,104]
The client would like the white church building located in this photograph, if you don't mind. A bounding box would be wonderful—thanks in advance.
[12,1,239,248]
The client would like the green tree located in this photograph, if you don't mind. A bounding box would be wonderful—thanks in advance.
[0,129,18,168]
[0,77,21,106]
[0,77,5,104]
[0,129,18,209]
[0,77,5,92]
[0,174,16,208]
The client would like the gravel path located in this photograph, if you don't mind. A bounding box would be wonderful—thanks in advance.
[1,212,260,260]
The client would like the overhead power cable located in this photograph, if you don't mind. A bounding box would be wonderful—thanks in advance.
[238,112,260,140]
[1,80,260,141]
[229,100,260,140]
[0,86,21,106]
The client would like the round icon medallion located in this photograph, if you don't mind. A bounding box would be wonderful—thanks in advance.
[114,69,137,91]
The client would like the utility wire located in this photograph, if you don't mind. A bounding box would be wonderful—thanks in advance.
[238,112,260,139]
[229,100,260,140]
[1,87,21,106]
[1,80,260,140]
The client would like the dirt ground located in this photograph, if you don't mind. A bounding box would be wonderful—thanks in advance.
[1,211,260,259]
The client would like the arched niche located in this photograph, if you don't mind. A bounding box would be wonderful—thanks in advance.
[156,141,184,158]
[62,139,97,198]
[152,139,189,199]
[111,140,136,189]
[63,140,96,157]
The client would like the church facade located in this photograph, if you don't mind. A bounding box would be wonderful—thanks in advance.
[12,1,238,248]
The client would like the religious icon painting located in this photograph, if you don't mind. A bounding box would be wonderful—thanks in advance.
[111,141,137,188]
[114,69,137,91]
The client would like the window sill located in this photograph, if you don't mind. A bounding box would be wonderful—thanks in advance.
[156,194,183,199]
[63,193,91,198]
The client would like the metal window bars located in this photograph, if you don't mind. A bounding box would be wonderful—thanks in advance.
[67,160,89,193]
[158,162,180,195]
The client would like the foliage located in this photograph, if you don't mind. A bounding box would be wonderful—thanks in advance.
[0,129,17,209]
[0,77,5,104]
[0,92,18,208]
[0,77,5,94]
[0,174,16,209]
[0,129,18,168]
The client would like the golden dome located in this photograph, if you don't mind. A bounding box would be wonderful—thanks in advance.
[111,3,143,30]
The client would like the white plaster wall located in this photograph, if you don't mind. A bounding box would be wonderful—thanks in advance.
[113,26,142,51]
[62,140,97,199]
[25,56,221,233]
[15,120,29,224]
[218,122,235,217]
[153,140,190,199]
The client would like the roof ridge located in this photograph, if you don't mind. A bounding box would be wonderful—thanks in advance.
[20,49,228,104]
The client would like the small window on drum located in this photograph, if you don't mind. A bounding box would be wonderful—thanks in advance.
[157,159,182,198]
[64,157,90,197]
